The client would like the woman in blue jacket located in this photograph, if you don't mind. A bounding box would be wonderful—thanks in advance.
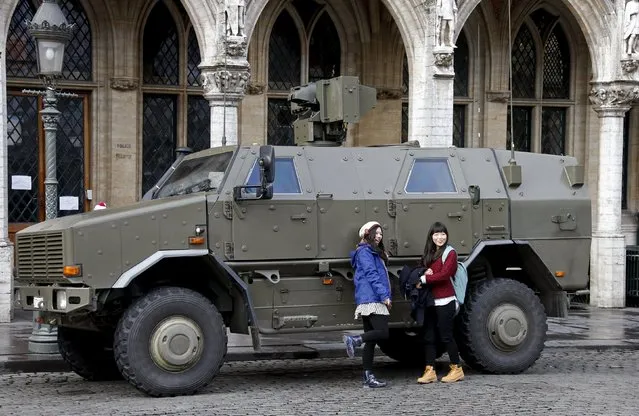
[343,221,392,388]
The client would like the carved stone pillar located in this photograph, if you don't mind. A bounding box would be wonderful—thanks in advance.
[201,1,250,148]
[588,83,639,307]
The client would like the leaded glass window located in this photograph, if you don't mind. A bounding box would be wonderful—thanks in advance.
[60,0,92,81]
[187,96,211,152]
[268,99,295,146]
[454,34,469,97]
[401,103,409,143]
[292,0,322,29]
[543,27,570,99]
[142,95,177,194]
[56,96,86,217]
[268,11,301,91]
[507,106,532,152]
[509,9,574,156]
[541,107,566,155]
[187,29,202,87]
[402,54,409,96]
[512,25,536,99]
[308,12,341,81]
[453,105,465,147]
[7,94,39,223]
[7,0,92,80]
[143,2,179,85]
[6,0,37,78]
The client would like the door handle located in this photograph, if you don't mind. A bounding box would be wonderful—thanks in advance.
[291,214,308,221]
[316,193,333,200]
[447,212,463,218]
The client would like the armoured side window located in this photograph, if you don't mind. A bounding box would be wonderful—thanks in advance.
[405,159,456,193]
[246,157,302,194]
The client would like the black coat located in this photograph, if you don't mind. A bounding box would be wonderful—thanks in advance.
[398,265,435,325]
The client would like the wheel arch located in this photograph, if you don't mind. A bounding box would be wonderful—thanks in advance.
[108,250,257,334]
[464,240,567,317]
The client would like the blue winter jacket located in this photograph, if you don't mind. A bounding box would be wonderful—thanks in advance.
[351,243,391,305]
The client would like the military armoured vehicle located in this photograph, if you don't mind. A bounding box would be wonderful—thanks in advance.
[14,76,591,397]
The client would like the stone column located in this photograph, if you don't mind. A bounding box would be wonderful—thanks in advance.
[0,49,13,323]
[588,83,639,307]
[408,1,456,148]
[201,1,250,148]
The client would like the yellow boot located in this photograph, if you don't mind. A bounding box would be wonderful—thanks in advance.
[417,365,437,384]
[441,364,464,383]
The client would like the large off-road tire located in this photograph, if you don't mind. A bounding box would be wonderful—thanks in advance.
[57,326,122,381]
[458,278,547,374]
[114,287,227,397]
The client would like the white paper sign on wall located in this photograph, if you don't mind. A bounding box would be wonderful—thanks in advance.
[11,175,32,191]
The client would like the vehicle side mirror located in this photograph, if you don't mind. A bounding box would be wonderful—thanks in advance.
[469,185,481,205]
[259,145,275,183]
[232,146,276,202]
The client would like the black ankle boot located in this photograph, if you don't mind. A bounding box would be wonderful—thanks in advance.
[363,370,387,388]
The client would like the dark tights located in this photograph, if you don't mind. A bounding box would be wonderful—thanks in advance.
[423,301,460,366]
[361,314,390,371]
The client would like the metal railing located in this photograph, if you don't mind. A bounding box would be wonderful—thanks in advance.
[626,245,639,305]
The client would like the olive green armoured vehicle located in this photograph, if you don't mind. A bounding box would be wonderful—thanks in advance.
[14,76,591,397]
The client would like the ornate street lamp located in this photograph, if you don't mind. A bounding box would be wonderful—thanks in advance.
[25,0,76,220]
[22,0,76,354]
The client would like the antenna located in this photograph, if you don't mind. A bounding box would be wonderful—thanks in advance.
[507,0,515,164]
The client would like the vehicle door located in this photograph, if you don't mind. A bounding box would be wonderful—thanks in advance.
[393,149,474,256]
[231,147,317,260]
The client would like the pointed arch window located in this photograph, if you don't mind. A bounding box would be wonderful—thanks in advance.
[267,6,342,146]
[141,0,209,195]
[508,9,573,155]
[308,12,341,81]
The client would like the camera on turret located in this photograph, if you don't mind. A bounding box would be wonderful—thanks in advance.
[288,76,377,146]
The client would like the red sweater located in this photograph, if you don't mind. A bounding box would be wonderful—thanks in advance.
[424,250,458,299]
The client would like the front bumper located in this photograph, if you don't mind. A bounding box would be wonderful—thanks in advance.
[14,286,95,313]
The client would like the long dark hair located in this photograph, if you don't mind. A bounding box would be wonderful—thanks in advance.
[421,221,449,267]
[363,224,389,263]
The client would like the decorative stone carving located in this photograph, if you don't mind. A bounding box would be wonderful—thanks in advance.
[434,52,453,67]
[589,84,639,107]
[621,58,639,73]
[486,90,511,103]
[376,88,403,100]
[246,82,265,95]
[225,38,247,57]
[225,0,245,37]
[436,0,458,48]
[110,78,139,91]
[201,68,250,96]
[624,0,639,55]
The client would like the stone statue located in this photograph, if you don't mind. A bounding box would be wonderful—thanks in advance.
[625,0,639,54]
[436,0,458,48]
[225,0,245,37]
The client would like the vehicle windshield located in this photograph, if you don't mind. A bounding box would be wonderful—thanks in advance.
[155,151,234,198]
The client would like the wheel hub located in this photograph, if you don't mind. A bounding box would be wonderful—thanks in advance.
[487,304,528,351]
[150,316,203,372]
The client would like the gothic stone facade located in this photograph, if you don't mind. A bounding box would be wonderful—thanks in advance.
[0,0,638,322]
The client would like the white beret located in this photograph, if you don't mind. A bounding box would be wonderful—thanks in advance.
[359,221,381,238]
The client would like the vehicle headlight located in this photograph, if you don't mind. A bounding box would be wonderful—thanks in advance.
[55,290,67,310]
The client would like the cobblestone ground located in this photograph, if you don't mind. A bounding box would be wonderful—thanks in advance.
[0,348,637,416]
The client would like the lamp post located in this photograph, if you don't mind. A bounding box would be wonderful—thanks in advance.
[23,0,76,354]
